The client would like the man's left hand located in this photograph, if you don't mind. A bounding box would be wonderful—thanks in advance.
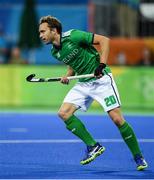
[94,63,106,78]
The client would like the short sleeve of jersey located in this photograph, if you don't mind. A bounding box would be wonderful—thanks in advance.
[70,29,94,45]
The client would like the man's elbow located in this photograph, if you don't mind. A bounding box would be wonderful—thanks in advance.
[102,36,110,44]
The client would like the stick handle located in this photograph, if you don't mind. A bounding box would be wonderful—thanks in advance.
[67,74,94,80]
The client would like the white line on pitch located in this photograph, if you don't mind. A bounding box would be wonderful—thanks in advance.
[0,179,152,180]
[0,139,154,144]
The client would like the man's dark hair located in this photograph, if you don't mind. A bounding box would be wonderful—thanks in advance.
[39,15,62,34]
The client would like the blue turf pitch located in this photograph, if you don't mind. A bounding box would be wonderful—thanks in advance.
[0,113,154,179]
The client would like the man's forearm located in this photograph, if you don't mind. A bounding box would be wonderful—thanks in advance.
[93,34,110,64]
[65,66,75,77]
[99,37,110,64]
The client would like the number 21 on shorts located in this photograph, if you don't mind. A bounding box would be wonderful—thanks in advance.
[104,95,116,107]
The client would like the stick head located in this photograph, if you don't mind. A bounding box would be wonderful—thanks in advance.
[26,74,36,82]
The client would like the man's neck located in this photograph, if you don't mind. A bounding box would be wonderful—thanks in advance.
[53,33,61,49]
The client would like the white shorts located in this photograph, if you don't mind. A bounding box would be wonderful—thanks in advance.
[63,73,121,112]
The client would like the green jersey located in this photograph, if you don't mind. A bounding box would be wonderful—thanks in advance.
[51,29,110,82]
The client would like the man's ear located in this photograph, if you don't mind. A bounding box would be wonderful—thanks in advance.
[52,28,57,34]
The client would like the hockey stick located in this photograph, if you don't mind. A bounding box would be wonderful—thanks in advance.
[26,73,94,82]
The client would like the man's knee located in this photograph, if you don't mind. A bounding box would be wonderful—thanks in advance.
[58,109,70,120]
[108,108,125,127]
[112,115,124,127]
[58,103,77,120]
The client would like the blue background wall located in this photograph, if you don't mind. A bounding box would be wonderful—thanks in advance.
[0,0,89,4]
[0,0,88,64]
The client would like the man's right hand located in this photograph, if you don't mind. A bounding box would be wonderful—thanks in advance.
[60,77,69,85]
